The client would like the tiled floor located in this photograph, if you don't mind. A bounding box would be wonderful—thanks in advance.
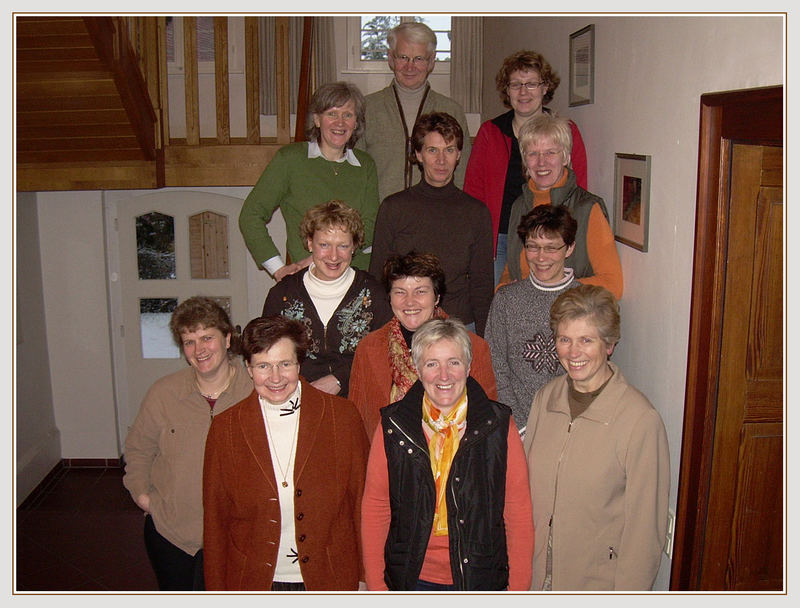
[16,465,159,591]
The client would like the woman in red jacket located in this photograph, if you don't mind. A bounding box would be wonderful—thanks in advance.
[349,251,497,439]
[464,50,587,286]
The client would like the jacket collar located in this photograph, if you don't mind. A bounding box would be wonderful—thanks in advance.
[546,361,628,424]
[236,378,325,492]
[386,376,499,450]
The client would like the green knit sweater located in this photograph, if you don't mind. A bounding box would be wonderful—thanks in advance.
[239,142,380,271]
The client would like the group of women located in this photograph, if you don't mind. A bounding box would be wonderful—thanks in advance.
[122,48,669,593]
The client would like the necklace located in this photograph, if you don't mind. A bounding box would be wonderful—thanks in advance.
[196,362,234,399]
[263,399,300,488]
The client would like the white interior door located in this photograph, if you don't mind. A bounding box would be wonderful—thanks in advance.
[105,190,250,445]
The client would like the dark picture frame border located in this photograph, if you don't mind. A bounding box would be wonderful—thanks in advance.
[568,24,595,107]
[613,153,651,252]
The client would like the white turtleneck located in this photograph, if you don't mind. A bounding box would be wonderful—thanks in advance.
[303,264,356,326]
[259,382,303,583]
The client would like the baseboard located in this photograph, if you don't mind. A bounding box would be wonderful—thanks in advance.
[17,458,124,510]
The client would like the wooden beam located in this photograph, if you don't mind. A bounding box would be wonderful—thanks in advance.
[214,17,230,144]
[294,17,313,142]
[16,160,159,191]
[183,16,200,145]
[164,143,282,186]
[244,17,260,144]
[275,17,290,144]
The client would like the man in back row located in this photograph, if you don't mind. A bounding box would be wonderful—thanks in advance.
[358,21,472,202]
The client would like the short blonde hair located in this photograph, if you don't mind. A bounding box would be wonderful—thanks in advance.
[549,284,620,348]
[518,113,573,174]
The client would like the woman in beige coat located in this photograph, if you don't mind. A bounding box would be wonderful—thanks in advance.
[523,285,669,590]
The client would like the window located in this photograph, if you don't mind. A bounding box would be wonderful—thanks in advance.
[165,16,244,75]
[346,15,451,73]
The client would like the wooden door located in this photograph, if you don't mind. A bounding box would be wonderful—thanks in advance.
[104,190,250,445]
[700,144,783,589]
[671,86,783,591]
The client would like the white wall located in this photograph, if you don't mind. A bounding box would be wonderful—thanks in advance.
[16,193,61,505]
[483,14,784,589]
[37,192,120,458]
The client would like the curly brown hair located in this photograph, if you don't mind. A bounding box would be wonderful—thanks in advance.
[549,285,620,348]
[495,50,560,108]
[299,200,365,252]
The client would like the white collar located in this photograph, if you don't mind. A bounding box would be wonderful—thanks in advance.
[528,267,575,292]
[307,140,361,167]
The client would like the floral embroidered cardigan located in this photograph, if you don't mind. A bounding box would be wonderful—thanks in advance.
[262,268,393,396]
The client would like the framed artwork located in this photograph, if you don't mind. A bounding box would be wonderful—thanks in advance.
[613,153,651,252]
[569,24,594,106]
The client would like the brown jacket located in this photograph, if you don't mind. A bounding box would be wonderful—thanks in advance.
[523,362,669,590]
[348,320,498,440]
[203,380,369,590]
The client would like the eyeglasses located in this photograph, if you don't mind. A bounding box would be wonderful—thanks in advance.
[394,54,431,66]
[524,243,568,254]
[508,81,546,91]
[526,150,563,161]
[249,361,299,374]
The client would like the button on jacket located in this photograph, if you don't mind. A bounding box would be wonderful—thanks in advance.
[203,379,369,590]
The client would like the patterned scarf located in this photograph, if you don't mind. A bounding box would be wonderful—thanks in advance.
[387,308,446,402]
[422,390,468,536]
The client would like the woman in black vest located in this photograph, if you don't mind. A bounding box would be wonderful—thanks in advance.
[361,318,534,591]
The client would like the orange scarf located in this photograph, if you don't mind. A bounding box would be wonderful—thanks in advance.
[387,308,446,402]
[422,390,468,536]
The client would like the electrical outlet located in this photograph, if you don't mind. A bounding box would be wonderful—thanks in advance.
[664,509,676,558]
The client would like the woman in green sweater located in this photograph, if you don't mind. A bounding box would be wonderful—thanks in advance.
[239,81,379,281]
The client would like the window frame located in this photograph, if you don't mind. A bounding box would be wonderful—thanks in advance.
[342,15,450,75]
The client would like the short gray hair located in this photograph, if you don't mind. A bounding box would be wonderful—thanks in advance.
[411,318,473,372]
[388,22,437,56]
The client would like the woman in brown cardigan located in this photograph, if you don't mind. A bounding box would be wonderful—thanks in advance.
[203,315,369,591]
[349,251,496,439]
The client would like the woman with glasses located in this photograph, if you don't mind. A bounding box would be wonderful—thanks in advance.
[499,113,622,300]
[203,315,369,591]
[464,50,587,286]
[485,205,578,435]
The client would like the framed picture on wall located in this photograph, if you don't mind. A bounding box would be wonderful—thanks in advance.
[613,153,651,252]
[569,24,594,106]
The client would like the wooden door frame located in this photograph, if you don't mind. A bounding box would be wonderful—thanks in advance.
[670,85,783,590]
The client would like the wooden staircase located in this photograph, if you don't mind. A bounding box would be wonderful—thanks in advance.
[15,16,303,192]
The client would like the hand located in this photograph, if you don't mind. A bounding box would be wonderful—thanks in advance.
[274,263,302,282]
[135,493,151,513]
[310,374,341,395]
[273,256,312,282]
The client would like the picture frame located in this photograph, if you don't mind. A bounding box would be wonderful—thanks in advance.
[613,153,651,252]
[569,24,595,106]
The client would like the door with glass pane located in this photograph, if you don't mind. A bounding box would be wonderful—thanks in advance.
[106,190,249,442]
